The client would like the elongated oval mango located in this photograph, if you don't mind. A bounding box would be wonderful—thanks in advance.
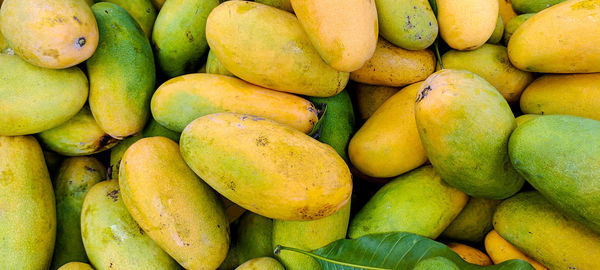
[484,230,548,270]
[206,1,348,97]
[438,0,498,50]
[151,73,318,133]
[511,0,566,13]
[180,112,352,221]
[375,0,438,50]
[447,243,492,266]
[120,137,229,269]
[95,0,157,38]
[0,54,88,136]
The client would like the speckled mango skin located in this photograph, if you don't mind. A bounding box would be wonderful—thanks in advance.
[93,0,157,38]
[442,197,501,242]
[0,0,98,68]
[493,192,600,269]
[415,69,523,199]
[180,112,352,221]
[255,0,293,12]
[57,262,95,270]
[151,73,318,133]
[447,243,492,266]
[88,2,155,139]
[0,54,88,136]
[81,180,181,270]
[206,50,234,76]
[0,136,56,269]
[484,230,548,270]
[119,137,229,270]
[375,0,437,50]
[206,1,349,97]
[438,0,498,50]
[236,257,284,270]
[509,0,600,73]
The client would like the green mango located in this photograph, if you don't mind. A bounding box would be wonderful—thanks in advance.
[88,2,156,139]
[51,157,106,270]
[152,0,219,77]
[255,0,293,12]
[81,180,181,270]
[503,13,534,45]
[236,257,284,270]
[93,0,157,38]
[0,54,88,136]
[441,197,501,242]
[206,50,234,76]
[219,212,274,270]
[375,0,438,50]
[57,262,94,270]
[348,166,467,239]
[0,136,56,269]
[487,15,504,44]
[511,0,565,13]
[509,115,600,234]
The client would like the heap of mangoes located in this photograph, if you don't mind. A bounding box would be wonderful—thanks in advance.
[0,0,599,269]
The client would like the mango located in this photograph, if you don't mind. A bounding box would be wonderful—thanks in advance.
[511,0,566,13]
[442,197,501,242]
[350,38,435,87]
[509,115,600,233]
[349,82,427,178]
[236,258,284,270]
[152,0,165,10]
[255,0,293,12]
[0,24,9,52]
[415,69,523,199]
[0,0,98,68]
[205,1,348,97]
[51,157,105,270]
[520,73,600,121]
[57,262,94,270]
[119,137,229,269]
[81,180,181,270]
[447,243,492,266]
[0,54,88,136]
[206,50,234,76]
[348,166,468,239]
[221,196,246,224]
[353,84,399,121]
[0,136,56,269]
[493,192,600,269]
[503,13,534,45]
[498,0,517,26]
[438,0,498,50]
[88,2,156,139]
[440,44,534,103]
[484,230,548,270]
[515,114,541,126]
[235,212,274,265]
[273,203,351,270]
[152,0,218,77]
[94,0,157,38]
[180,112,352,221]
[487,15,504,44]
[508,0,600,73]
[375,0,438,50]
[151,73,318,133]
[38,106,119,156]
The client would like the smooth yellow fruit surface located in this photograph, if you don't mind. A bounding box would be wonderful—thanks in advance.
[57,262,94,270]
[353,84,400,121]
[484,230,548,270]
[375,0,438,50]
[438,0,498,50]
[447,243,492,266]
[236,257,284,270]
[498,0,517,26]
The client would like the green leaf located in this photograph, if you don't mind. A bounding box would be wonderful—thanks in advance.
[275,232,535,270]
[427,0,444,69]
[308,102,327,139]
[429,0,438,15]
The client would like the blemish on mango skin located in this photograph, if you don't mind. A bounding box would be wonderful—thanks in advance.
[571,0,600,10]
[416,85,432,103]
[255,135,269,146]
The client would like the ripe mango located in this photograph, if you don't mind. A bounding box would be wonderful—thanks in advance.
[353,84,399,121]
[206,50,234,76]
[515,114,541,126]
[509,115,600,234]
[180,112,352,221]
[503,13,534,45]
[447,243,492,266]
[151,73,318,133]
[119,137,229,269]
[498,0,517,26]
[511,0,566,13]
[205,1,348,97]
[442,198,501,242]
[415,69,523,199]
[493,192,600,269]
[0,24,9,52]
[0,0,98,68]
[88,2,156,139]
[520,73,600,121]
[484,230,548,270]
[438,0,498,50]
[255,0,293,12]
[0,136,56,269]
[57,262,94,270]
[93,0,157,38]
[375,0,438,50]
[236,258,284,270]
[0,54,87,136]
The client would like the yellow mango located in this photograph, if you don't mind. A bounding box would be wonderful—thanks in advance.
[151,73,318,133]
[484,230,548,270]
[57,262,94,270]
[0,25,9,52]
[291,0,377,72]
[180,112,352,221]
[0,0,98,68]
[498,0,517,26]
[520,73,600,121]
[120,137,230,269]
[515,114,541,126]
[350,38,435,87]
[349,82,427,178]
[447,243,492,266]
[438,0,498,50]
[353,84,400,121]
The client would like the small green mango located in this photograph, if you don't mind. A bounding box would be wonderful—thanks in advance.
[442,197,501,242]
[511,0,565,13]
[206,50,234,76]
[487,15,504,44]
[375,0,438,50]
[503,13,534,45]
[219,212,274,270]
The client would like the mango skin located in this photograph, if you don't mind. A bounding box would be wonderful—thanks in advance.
[515,114,540,126]
[520,73,600,121]
[375,0,438,50]
[0,54,88,136]
[511,0,566,13]
[487,15,504,44]
[508,115,600,234]
[484,230,548,270]
[447,243,492,266]
[119,137,230,270]
[503,14,534,45]
[493,192,600,269]
[0,0,98,68]
[353,84,399,121]
[273,203,351,270]
[415,69,523,199]
[235,212,274,266]
[349,82,427,178]
[0,136,56,269]
[57,262,94,270]
[151,73,318,133]
[0,25,9,52]
[255,0,293,12]
[236,258,284,270]
[81,180,181,270]
[206,50,234,76]
[498,0,517,26]
[348,166,468,239]
[206,1,349,97]
[438,0,498,50]
[93,0,157,38]
[180,112,352,221]
[442,198,501,242]
[350,38,436,87]
[88,2,156,139]
[152,0,218,77]
[509,0,600,73]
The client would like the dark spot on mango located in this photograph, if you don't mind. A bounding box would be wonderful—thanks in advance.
[406,15,414,29]
[185,31,194,42]
[73,16,81,24]
[84,166,97,172]
[256,136,269,146]
[43,49,60,59]
[98,135,113,147]
[416,85,432,103]
[227,181,236,191]
[106,189,119,202]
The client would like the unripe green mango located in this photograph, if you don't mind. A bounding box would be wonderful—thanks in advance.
[57,262,94,270]
[0,54,88,136]
[51,157,106,270]
[503,13,534,45]
[511,0,565,13]
[152,0,218,77]
[236,257,284,270]
[442,198,501,242]
[509,115,600,234]
[255,0,293,12]
[487,15,504,44]
[81,180,181,270]
[219,212,274,269]
[0,136,56,269]
[206,50,234,76]
[375,0,438,50]
[348,166,468,239]
[88,2,156,139]
[93,0,157,38]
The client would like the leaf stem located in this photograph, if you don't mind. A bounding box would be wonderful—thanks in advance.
[434,40,444,70]
[275,245,392,270]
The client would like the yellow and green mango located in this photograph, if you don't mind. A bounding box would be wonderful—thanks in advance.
[503,13,534,45]
[57,262,94,270]
[487,15,504,44]
[511,0,566,13]
[93,0,157,38]
[206,50,234,76]
[442,198,501,242]
[236,257,284,270]
[255,0,293,12]
[375,0,438,50]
